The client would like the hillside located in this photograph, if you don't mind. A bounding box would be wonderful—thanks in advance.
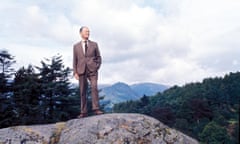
[113,72,240,144]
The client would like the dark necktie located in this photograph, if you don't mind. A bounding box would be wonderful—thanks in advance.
[84,41,88,55]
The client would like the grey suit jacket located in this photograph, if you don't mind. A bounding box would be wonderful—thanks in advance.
[73,40,102,75]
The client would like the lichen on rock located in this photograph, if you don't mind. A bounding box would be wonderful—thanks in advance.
[0,113,199,144]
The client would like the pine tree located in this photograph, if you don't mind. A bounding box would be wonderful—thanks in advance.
[0,50,15,93]
[0,50,16,128]
[12,65,42,125]
[36,54,72,122]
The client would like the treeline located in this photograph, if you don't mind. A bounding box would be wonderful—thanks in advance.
[0,50,105,128]
[113,72,239,144]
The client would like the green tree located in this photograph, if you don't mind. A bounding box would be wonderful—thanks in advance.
[232,122,239,144]
[0,50,15,93]
[199,121,230,144]
[0,50,16,128]
[12,65,42,125]
[36,54,72,122]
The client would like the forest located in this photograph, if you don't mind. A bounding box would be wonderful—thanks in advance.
[113,71,239,143]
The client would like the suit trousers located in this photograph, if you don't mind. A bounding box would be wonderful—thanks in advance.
[78,66,100,113]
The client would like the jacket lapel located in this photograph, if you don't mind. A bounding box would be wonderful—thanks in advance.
[87,40,94,55]
[78,42,85,56]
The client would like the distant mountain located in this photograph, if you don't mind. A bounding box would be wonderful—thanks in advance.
[131,82,168,97]
[99,82,139,103]
[99,82,169,111]
[98,84,111,89]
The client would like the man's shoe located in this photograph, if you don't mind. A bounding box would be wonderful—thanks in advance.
[94,109,104,115]
[77,113,88,118]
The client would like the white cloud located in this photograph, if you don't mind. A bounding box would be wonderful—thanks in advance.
[0,0,239,86]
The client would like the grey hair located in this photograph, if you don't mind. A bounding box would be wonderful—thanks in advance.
[79,26,88,33]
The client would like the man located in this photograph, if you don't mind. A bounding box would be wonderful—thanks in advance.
[73,26,104,118]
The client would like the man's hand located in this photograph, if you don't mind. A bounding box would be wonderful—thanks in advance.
[74,73,79,80]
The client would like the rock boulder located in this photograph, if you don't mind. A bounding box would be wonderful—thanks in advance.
[0,113,199,144]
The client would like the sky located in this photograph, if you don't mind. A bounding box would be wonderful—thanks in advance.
[0,0,239,86]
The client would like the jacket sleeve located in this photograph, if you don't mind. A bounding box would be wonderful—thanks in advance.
[73,45,78,75]
[95,43,102,69]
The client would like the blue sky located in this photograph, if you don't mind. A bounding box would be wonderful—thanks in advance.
[0,0,240,85]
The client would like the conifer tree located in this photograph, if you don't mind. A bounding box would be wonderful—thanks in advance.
[36,54,72,122]
[0,50,16,128]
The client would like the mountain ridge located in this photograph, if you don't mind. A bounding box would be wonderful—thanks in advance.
[99,82,169,111]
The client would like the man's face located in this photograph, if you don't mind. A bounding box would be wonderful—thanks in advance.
[80,27,90,40]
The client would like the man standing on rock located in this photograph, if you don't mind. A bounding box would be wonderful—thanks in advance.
[73,26,104,118]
